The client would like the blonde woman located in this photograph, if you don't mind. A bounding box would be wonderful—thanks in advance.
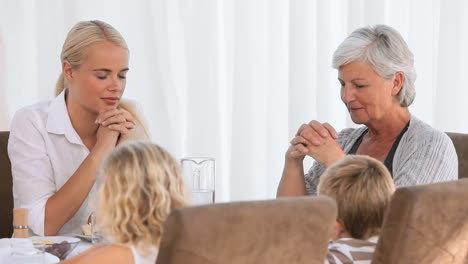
[63,141,189,264]
[8,20,148,236]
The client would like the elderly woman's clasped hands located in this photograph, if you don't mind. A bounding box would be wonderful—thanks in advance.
[287,121,345,168]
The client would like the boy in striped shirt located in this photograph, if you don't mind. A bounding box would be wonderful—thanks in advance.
[318,155,395,264]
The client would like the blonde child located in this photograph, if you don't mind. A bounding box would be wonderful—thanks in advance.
[318,155,395,264]
[63,141,189,264]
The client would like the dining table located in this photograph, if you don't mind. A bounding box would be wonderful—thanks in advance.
[0,234,94,263]
[67,236,94,257]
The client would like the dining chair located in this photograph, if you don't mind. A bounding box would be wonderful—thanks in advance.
[372,179,468,264]
[156,196,337,264]
[0,131,13,238]
[447,132,468,179]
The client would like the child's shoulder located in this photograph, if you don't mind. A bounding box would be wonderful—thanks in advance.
[326,236,378,264]
[78,244,133,264]
[330,236,378,248]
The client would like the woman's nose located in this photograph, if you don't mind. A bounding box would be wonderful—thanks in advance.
[108,76,123,91]
[341,84,354,103]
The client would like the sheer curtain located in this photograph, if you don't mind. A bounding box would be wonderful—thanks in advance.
[1,0,467,202]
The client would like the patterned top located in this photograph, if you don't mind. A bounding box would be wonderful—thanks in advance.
[325,236,378,264]
[305,114,458,195]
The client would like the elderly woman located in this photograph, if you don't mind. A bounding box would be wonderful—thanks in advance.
[277,25,458,196]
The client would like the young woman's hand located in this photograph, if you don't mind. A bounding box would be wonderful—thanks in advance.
[95,108,136,145]
[93,124,119,156]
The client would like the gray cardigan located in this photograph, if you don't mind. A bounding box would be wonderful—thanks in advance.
[305,115,458,195]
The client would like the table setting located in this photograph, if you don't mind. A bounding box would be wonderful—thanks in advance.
[0,234,93,263]
[0,208,97,263]
[0,157,216,263]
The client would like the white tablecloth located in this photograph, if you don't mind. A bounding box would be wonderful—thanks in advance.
[0,236,94,263]
[67,238,93,257]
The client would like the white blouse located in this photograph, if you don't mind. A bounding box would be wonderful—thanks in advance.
[8,91,98,236]
[130,245,158,264]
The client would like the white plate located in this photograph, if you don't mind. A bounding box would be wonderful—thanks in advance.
[73,234,93,242]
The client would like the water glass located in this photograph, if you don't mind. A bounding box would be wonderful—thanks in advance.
[10,238,45,264]
[91,212,103,244]
[181,157,216,205]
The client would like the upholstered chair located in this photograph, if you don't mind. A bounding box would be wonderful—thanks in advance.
[447,132,468,179]
[0,131,13,238]
[156,196,337,264]
[372,179,468,263]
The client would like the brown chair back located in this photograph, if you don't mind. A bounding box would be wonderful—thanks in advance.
[372,179,468,264]
[156,196,337,264]
[447,132,468,179]
[0,131,13,238]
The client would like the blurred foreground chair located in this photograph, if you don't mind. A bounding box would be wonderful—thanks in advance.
[372,179,468,264]
[156,196,337,264]
[0,131,13,238]
[447,132,468,179]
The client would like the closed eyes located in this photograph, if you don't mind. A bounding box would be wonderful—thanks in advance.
[96,75,126,80]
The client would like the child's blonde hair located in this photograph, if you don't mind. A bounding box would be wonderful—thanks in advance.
[317,155,395,239]
[96,141,189,254]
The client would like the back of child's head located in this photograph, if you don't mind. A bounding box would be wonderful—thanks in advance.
[317,155,395,240]
[96,141,189,252]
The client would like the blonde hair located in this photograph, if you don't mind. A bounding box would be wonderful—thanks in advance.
[56,20,127,95]
[56,20,149,139]
[96,141,189,254]
[317,155,395,239]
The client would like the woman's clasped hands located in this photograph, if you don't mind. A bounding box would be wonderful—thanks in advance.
[95,107,136,147]
[287,120,345,167]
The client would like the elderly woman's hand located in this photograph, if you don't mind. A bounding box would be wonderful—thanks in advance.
[298,120,339,143]
[287,121,345,167]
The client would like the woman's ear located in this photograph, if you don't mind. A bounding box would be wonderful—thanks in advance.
[391,72,404,96]
[63,60,74,83]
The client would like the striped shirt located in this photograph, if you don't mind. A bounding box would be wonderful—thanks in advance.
[325,236,378,264]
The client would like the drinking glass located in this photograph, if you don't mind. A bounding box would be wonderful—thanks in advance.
[91,212,103,244]
[181,157,215,205]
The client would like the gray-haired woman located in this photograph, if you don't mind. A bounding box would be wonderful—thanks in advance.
[277,24,458,196]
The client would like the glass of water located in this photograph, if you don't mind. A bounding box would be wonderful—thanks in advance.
[91,212,103,244]
[181,157,215,205]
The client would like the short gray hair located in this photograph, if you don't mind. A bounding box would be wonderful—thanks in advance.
[332,25,416,107]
